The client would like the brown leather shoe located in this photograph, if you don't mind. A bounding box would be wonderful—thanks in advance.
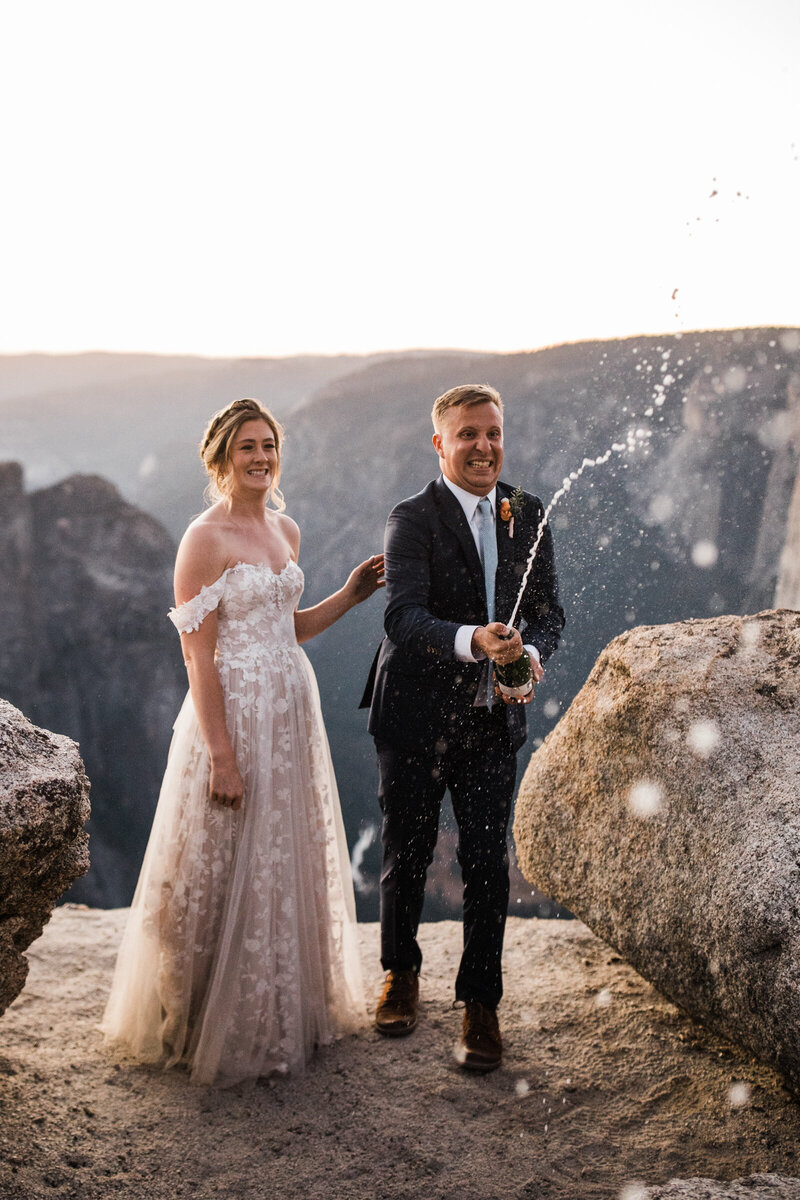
[458,1001,502,1072]
[375,969,419,1036]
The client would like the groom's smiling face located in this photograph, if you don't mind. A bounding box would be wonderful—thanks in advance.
[432,401,504,496]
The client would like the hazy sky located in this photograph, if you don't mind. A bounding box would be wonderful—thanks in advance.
[1,0,798,358]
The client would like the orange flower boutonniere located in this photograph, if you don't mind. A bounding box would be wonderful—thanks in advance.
[500,487,525,538]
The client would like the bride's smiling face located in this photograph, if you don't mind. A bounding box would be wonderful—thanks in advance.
[227,419,279,497]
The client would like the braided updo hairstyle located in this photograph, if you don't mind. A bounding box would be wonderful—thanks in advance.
[200,398,286,511]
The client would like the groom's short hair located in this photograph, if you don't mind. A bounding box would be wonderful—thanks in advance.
[431,383,503,430]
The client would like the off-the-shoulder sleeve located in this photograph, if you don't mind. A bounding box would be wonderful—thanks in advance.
[168,575,226,634]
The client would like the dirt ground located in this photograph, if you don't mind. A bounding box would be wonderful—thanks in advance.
[1,906,798,1200]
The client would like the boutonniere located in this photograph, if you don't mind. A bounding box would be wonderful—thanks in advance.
[499,486,525,538]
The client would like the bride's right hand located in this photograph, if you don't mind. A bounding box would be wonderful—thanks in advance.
[209,760,245,811]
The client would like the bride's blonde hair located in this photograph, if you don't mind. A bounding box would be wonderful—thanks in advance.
[200,398,286,511]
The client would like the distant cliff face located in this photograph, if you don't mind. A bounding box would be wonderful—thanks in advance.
[0,466,185,905]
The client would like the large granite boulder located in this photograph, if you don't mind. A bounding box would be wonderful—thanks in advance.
[0,699,90,1015]
[514,610,800,1091]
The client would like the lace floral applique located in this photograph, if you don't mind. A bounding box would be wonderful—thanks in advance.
[168,575,228,634]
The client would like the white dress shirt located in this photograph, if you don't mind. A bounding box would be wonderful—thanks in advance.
[441,474,540,667]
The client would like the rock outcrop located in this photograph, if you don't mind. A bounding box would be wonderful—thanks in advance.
[0,466,185,906]
[514,610,800,1091]
[0,699,90,1015]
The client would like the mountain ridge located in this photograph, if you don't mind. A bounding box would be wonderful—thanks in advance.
[0,327,798,912]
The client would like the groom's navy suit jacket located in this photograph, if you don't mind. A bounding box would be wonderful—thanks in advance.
[361,476,565,754]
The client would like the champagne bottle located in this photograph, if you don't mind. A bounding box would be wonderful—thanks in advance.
[495,649,534,700]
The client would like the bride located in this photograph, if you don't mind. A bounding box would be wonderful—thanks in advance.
[102,397,383,1087]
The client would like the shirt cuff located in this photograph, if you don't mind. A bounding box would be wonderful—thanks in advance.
[524,644,541,665]
[455,625,483,662]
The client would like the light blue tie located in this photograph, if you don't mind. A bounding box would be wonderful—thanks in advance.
[476,497,497,707]
[476,497,497,621]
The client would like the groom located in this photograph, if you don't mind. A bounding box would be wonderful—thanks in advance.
[361,383,564,1071]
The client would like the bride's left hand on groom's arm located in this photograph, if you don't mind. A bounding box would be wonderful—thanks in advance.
[346,554,386,604]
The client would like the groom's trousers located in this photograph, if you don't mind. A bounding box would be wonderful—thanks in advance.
[376,713,516,1010]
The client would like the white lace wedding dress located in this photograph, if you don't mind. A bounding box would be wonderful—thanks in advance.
[101,559,365,1087]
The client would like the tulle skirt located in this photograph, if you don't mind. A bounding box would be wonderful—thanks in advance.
[101,647,365,1087]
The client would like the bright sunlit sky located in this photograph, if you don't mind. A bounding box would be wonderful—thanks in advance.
[1,0,798,358]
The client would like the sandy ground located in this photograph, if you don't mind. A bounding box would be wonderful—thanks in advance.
[1,907,799,1200]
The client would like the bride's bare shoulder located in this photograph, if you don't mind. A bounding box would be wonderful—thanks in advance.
[174,509,230,601]
[179,507,229,555]
[273,511,301,558]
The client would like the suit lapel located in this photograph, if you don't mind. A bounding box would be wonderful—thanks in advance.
[433,477,486,603]
[495,481,517,626]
